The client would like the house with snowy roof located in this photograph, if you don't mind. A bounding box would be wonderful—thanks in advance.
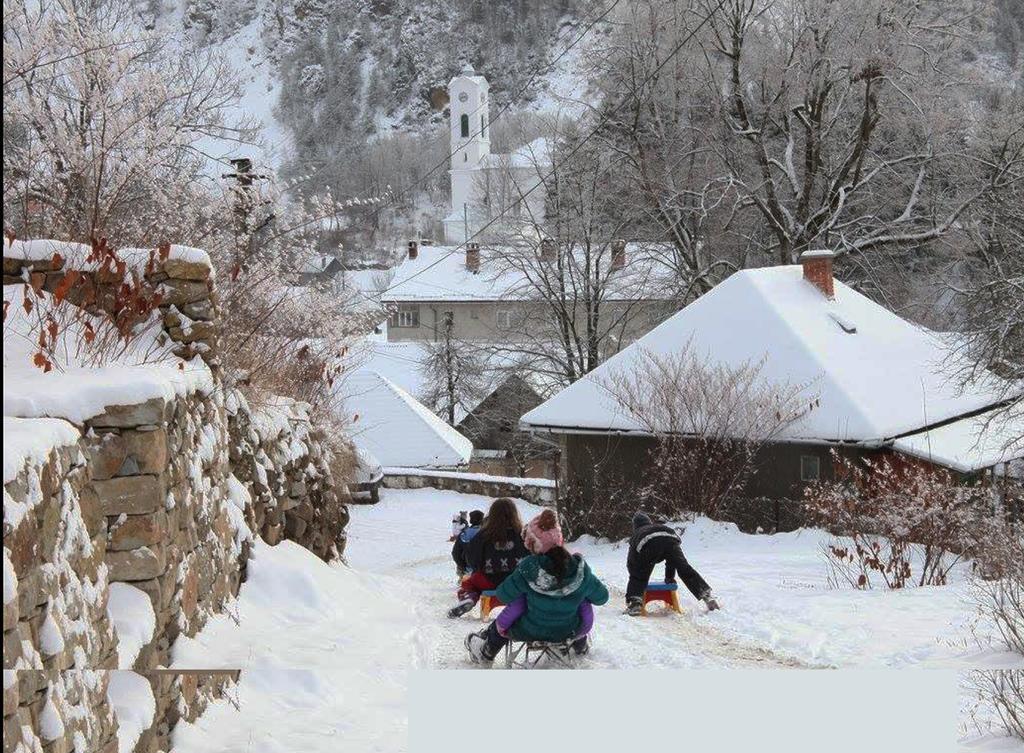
[339,370,473,469]
[381,239,677,345]
[521,250,1023,531]
[443,64,549,244]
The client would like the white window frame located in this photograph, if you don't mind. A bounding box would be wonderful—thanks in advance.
[390,304,420,328]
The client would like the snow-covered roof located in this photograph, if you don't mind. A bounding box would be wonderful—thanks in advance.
[449,63,488,86]
[339,370,473,468]
[297,254,337,275]
[351,339,550,423]
[521,265,1011,444]
[382,243,676,303]
[891,407,1024,473]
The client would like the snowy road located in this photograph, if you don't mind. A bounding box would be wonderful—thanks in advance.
[345,492,813,670]
[171,486,1022,752]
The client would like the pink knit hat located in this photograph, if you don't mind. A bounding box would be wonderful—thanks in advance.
[523,509,564,554]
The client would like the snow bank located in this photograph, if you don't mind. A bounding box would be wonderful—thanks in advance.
[3,416,80,483]
[172,540,413,752]
[106,583,156,668]
[107,671,155,753]
[3,285,214,424]
[4,238,211,274]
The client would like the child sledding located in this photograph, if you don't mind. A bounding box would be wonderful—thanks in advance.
[464,509,609,665]
[447,498,529,619]
[625,512,720,616]
[448,505,720,667]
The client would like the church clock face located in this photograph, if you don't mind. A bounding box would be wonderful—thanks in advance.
[458,92,469,103]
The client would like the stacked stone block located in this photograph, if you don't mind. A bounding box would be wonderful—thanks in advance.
[2,248,220,371]
[3,671,119,753]
[4,435,118,672]
[85,392,243,669]
[226,391,349,562]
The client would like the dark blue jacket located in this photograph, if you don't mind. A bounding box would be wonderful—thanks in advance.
[451,525,480,571]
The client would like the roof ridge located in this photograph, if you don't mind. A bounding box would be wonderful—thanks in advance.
[751,274,874,440]
[368,370,472,458]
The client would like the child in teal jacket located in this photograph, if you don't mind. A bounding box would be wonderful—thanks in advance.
[465,509,609,663]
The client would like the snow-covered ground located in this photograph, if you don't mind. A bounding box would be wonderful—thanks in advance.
[172,486,1023,752]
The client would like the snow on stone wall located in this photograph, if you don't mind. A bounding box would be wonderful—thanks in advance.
[4,241,350,752]
[226,389,349,562]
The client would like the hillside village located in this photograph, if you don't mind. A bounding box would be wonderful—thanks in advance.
[3,0,1024,752]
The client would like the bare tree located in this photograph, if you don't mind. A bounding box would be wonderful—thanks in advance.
[484,121,677,386]
[589,0,1020,300]
[3,0,255,246]
[597,345,817,524]
[419,312,488,424]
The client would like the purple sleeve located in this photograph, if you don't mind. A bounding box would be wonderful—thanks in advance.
[576,600,594,636]
[495,595,527,633]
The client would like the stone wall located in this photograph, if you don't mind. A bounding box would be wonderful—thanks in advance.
[382,468,557,506]
[4,241,352,752]
[137,671,240,753]
[85,391,243,669]
[226,391,349,562]
[1,670,240,753]
[4,425,117,672]
[3,670,119,753]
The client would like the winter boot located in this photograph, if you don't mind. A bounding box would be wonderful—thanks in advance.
[702,591,721,612]
[465,629,498,664]
[625,598,644,617]
[447,598,476,619]
[570,635,590,656]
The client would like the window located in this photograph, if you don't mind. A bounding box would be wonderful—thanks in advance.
[389,304,420,328]
[800,455,821,482]
[460,113,469,138]
[496,309,514,329]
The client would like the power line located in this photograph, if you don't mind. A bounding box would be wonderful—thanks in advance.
[376,0,729,298]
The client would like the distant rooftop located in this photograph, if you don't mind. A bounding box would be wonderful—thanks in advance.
[522,264,1014,444]
[383,243,678,303]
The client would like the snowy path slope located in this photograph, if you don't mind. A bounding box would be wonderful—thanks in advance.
[346,489,815,670]
[172,486,1021,752]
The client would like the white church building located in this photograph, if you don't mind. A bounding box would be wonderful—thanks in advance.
[442,64,550,244]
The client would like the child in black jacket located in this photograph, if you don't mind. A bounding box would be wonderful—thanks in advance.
[625,512,720,616]
[451,510,484,578]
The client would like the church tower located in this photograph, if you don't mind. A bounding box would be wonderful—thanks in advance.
[444,63,490,244]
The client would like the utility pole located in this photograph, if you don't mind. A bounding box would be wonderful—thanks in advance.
[222,157,270,268]
[443,311,456,425]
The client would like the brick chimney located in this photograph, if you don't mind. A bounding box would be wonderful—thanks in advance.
[466,242,480,274]
[610,239,626,271]
[800,249,835,299]
[407,240,418,260]
[539,238,556,263]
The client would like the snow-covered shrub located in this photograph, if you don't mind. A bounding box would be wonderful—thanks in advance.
[805,455,1002,589]
[972,516,1024,656]
[2,0,252,245]
[598,346,815,528]
[3,238,168,373]
[963,670,1024,743]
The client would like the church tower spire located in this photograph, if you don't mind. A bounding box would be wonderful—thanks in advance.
[444,64,490,243]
